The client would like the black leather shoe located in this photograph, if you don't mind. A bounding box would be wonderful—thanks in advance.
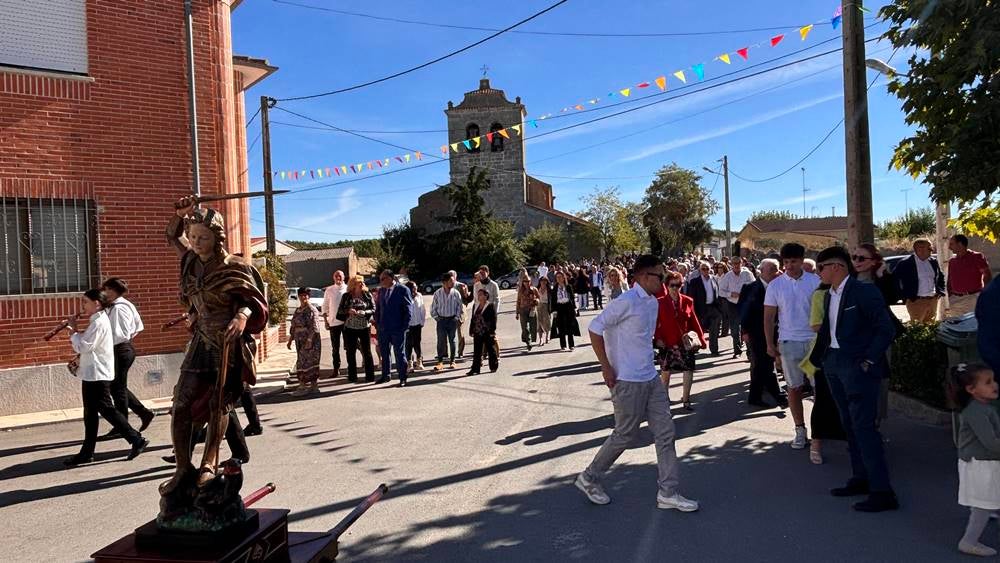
[162,454,177,464]
[397,381,407,387]
[466,370,479,376]
[831,480,870,497]
[97,429,121,441]
[775,396,790,409]
[375,376,391,384]
[853,492,899,512]
[243,425,263,437]
[127,437,149,460]
[63,454,94,467]
[138,412,155,432]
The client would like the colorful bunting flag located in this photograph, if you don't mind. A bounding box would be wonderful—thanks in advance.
[462,140,472,150]
[280,171,285,180]
[451,143,459,153]
[341,165,347,175]
[691,64,705,81]
[673,70,686,83]
[396,156,405,163]
[530,120,538,128]
[355,164,362,171]
[655,76,667,90]
[799,24,813,40]
[334,167,341,176]
[771,34,784,47]
[718,53,731,64]
[472,136,482,148]
[349,165,356,174]
[497,129,510,140]
[324,167,331,176]
[385,158,390,166]
[620,88,631,97]
[637,82,650,88]
[415,151,422,160]
[831,15,842,29]
[575,104,584,110]
[376,160,383,168]
[485,132,494,143]
[441,145,448,155]
[511,124,522,135]
[404,154,411,162]
[736,47,749,60]
[367,162,373,170]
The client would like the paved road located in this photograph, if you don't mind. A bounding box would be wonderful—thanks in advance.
[0,290,969,562]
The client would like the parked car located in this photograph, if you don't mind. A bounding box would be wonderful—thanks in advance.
[884,253,937,274]
[420,272,475,295]
[364,274,409,291]
[496,267,538,290]
[286,286,325,314]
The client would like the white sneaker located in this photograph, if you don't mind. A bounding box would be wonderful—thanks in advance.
[958,541,997,557]
[574,472,610,505]
[791,426,808,450]
[656,493,700,512]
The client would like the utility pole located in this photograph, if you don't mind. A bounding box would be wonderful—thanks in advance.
[260,95,277,256]
[843,0,874,247]
[832,206,836,216]
[723,155,731,256]
[801,167,809,217]
[901,187,913,215]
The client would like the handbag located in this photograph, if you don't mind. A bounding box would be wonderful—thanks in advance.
[681,331,702,352]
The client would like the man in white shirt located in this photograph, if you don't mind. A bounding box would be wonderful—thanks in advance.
[718,259,756,358]
[101,278,155,435]
[322,270,347,375]
[764,243,821,450]
[537,262,549,285]
[575,255,699,513]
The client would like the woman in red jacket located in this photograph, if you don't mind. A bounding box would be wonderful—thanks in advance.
[655,270,707,411]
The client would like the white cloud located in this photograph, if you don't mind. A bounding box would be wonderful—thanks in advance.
[286,187,361,228]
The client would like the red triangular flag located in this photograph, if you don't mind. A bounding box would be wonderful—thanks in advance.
[770,34,784,47]
[737,47,749,60]
[334,167,341,176]
[637,82,650,88]
[486,132,493,143]
[376,160,383,168]
[294,171,299,179]
[395,156,404,163]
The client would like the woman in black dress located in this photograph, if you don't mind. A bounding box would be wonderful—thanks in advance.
[574,267,592,311]
[467,289,498,375]
[806,283,846,465]
[550,271,581,351]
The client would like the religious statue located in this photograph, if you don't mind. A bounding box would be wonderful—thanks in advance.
[158,195,268,532]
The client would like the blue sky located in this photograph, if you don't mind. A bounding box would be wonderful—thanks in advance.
[232,0,924,242]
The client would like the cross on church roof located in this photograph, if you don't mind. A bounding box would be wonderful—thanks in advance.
[480,64,489,77]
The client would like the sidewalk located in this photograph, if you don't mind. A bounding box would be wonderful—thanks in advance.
[0,349,297,432]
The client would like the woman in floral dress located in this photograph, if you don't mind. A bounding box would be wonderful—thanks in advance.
[289,286,322,396]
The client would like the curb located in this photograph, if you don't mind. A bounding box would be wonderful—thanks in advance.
[888,390,952,428]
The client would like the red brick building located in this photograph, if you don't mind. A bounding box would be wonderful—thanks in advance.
[0,0,276,416]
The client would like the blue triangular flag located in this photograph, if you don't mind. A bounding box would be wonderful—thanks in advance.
[691,63,705,81]
[831,15,842,29]
[462,139,472,150]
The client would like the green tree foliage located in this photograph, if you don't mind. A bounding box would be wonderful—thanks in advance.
[881,1,1000,240]
[876,207,936,240]
[284,239,382,257]
[578,186,647,256]
[252,252,287,325]
[748,210,798,222]
[521,223,569,265]
[642,164,719,256]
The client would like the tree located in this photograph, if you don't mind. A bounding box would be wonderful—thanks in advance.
[748,210,798,222]
[521,223,569,265]
[882,1,1000,240]
[251,252,287,325]
[876,207,936,240]
[284,239,381,256]
[642,164,719,256]
[577,186,648,256]
[613,201,648,254]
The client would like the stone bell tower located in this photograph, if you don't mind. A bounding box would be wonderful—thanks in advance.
[445,78,527,224]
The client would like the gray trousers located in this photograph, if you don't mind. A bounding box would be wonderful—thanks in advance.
[584,378,680,497]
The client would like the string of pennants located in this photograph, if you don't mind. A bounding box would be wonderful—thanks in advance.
[275,4,861,184]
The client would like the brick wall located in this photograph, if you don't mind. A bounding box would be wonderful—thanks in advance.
[0,0,245,370]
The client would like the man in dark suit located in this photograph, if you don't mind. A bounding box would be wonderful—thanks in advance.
[739,258,787,408]
[976,277,1000,373]
[685,262,723,355]
[374,269,413,386]
[815,246,897,512]
[893,238,944,322]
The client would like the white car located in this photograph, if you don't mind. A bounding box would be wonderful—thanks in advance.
[287,286,325,314]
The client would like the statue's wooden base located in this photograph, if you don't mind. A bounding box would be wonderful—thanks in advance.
[91,508,338,563]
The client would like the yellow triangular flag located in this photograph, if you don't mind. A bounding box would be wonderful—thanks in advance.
[404,154,411,162]
[451,142,460,152]
[340,165,347,174]
[673,70,686,83]
[497,129,510,139]
[718,53,731,64]
[472,137,481,148]
[619,88,631,97]
[799,24,813,40]
[511,124,522,135]
[655,76,666,90]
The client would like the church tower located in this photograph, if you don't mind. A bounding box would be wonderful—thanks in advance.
[445,78,527,224]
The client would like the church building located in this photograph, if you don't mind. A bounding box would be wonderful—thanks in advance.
[409,78,598,259]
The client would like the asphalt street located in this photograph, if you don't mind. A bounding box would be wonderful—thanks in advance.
[0,290,971,562]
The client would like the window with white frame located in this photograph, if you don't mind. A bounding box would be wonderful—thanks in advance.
[1,197,100,295]
[0,0,88,74]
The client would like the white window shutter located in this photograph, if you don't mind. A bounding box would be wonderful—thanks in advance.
[0,0,88,74]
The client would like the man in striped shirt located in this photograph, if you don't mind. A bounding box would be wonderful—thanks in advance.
[431,273,464,370]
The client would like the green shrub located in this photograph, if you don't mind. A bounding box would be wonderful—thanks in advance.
[253,252,288,326]
[890,321,948,409]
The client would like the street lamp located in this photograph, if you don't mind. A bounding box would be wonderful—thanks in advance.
[866,58,913,79]
[702,162,731,256]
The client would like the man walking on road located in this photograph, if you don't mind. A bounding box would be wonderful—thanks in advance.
[431,273,463,370]
[719,258,755,358]
[323,270,347,376]
[687,261,723,356]
[575,254,699,512]
[764,243,821,450]
[374,269,412,386]
[740,259,788,409]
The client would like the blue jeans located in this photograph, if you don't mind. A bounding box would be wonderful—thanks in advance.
[436,316,457,362]
[378,330,407,381]
[822,349,892,493]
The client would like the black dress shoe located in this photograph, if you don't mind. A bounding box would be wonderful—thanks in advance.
[243,425,263,437]
[375,376,391,384]
[127,437,149,460]
[853,492,899,512]
[63,454,94,467]
[138,412,155,432]
[831,480,870,497]
[397,381,407,388]
[97,429,121,441]
[162,454,177,464]
[466,370,479,376]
